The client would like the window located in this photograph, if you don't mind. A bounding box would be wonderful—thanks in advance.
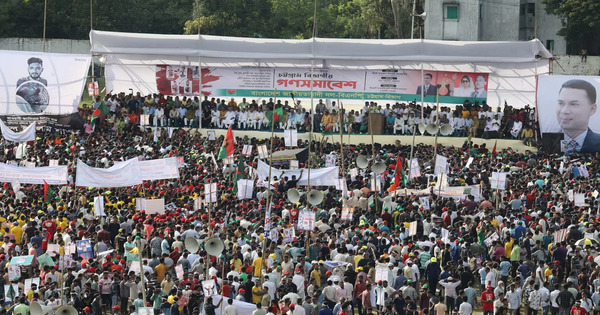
[520,4,526,16]
[527,3,535,16]
[546,40,554,52]
[444,4,458,20]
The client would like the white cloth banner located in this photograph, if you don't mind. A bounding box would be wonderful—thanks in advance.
[257,160,339,187]
[0,120,36,142]
[76,158,142,187]
[237,179,254,199]
[0,162,67,185]
[117,157,180,181]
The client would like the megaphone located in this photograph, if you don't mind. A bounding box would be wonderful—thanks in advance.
[356,155,369,169]
[372,161,387,174]
[307,189,324,206]
[439,124,453,136]
[287,188,301,204]
[425,123,439,135]
[55,305,78,315]
[204,237,225,256]
[184,236,200,254]
[30,301,45,315]
[418,123,427,134]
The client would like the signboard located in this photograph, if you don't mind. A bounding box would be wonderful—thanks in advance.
[155,66,489,104]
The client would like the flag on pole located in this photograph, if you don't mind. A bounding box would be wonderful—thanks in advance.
[395,156,407,187]
[43,180,53,204]
[491,140,497,155]
[90,102,109,124]
[218,126,235,160]
[233,154,246,193]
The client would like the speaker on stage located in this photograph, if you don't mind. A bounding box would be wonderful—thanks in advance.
[542,133,563,154]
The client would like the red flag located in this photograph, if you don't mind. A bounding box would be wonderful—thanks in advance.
[491,140,497,155]
[43,180,49,202]
[395,156,402,186]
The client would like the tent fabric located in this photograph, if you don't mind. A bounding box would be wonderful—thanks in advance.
[90,30,552,63]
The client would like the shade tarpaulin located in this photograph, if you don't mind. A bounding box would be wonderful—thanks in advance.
[90,30,551,108]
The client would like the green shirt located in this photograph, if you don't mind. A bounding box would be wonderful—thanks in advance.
[510,245,521,262]
[14,304,29,315]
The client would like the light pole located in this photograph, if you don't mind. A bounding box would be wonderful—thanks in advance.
[42,0,47,52]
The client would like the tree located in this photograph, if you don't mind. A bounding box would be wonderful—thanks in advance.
[542,0,600,54]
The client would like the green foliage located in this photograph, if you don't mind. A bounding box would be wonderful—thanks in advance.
[0,0,416,40]
[542,0,600,54]
[0,0,194,39]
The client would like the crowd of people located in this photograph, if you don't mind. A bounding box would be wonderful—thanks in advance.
[1,92,594,315]
[80,94,539,145]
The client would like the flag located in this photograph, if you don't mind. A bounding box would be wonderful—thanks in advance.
[491,140,497,155]
[90,102,109,124]
[233,154,245,193]
[395,156,407,187]
[43,180,53,204]
[218,126,234,160]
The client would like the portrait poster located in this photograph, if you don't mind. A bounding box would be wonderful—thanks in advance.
[538,75,600,153]
[0,51,91,129]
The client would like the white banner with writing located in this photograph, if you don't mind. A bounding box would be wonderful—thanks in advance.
[76,158,142,187]
[0,162,67,185]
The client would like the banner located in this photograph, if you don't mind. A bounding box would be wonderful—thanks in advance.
[257,160,339,187]
[0,162,67,185]
[490,172,508,190]
[76,239,93,259]
[145,199,165,214]
[341,207,353,221]
[116,157,180,181]
[204,183,218,203]
[409,158,421,179]
[0,51,91,129]
[155,66,489,104]
[326,154,337,167]
[297,210,316,231]
[284,129,298,147]
[0,120,36,142]
[237,179,254,199]
[282,228,295,243]
[94,196,105,216]
[434,155,448,175]
[538,75,600,153]
[76,158,142,187]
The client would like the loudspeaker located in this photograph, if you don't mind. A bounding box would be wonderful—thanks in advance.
[184,237,200,253]
[307,190,324,205]
[287,188,301,204]
[541,133,562,154]
[204,237,225,256]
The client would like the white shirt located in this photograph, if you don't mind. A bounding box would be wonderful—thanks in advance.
[550,289,560,308]
[224,304,238,315]
[459,301,473,315]
[539,287,550,307]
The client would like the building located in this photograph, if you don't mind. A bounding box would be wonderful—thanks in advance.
[423,0,566,54]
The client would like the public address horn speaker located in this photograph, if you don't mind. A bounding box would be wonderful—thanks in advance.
[287,188,301,204]
[439,124,453,136]
[418,123,427,134]
[30,301,44,315]
[356,155,369,169]
[184,236,200,254]
[55,305,78,315]
[307,189,324,206]
[204,237,225,256]
[425,123,439,135]
[372,161,387,174]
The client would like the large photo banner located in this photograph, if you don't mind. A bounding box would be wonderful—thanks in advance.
[155,66,489,105]
[0,50,91,129]
[538,75,600,153]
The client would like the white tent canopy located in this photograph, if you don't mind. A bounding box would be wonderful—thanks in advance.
[90,30,552,108]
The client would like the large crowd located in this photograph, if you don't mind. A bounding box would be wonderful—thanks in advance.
[80,94,539,145]
[0,93,595,315]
